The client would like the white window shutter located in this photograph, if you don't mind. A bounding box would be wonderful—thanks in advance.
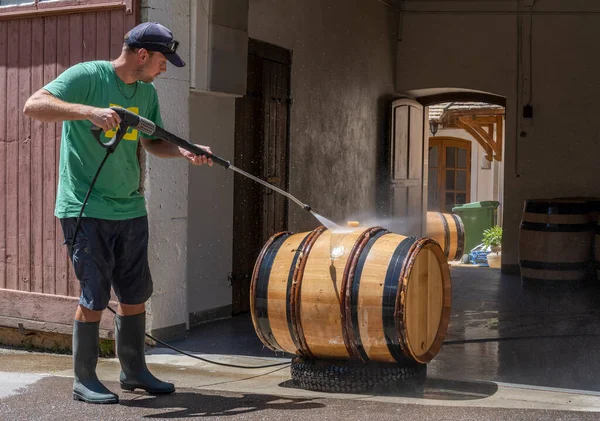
[389,98,428,236]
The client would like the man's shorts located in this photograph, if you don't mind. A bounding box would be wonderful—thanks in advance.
[60,216,153,311]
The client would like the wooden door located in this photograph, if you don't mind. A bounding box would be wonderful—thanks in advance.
[232,40,291,315]
[0,1,137,341]
[389,99,428,236]
[428,137,471,213]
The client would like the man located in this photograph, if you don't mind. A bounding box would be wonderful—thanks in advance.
[23,22,210,404]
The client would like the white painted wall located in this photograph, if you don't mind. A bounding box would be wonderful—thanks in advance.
[142,0,191,337]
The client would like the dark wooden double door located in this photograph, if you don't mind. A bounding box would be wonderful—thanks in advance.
[232,40,291,314]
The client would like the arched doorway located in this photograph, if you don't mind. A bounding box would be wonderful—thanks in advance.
[389,90,506,262]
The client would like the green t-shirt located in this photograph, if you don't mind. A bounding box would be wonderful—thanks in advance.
[44,60,163,220]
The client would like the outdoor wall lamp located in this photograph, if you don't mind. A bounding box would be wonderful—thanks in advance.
[430,121,439,136]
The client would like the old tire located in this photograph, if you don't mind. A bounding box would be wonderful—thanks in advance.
[290,357,427,393]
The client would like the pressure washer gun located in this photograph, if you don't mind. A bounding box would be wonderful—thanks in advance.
[91,106,231,168]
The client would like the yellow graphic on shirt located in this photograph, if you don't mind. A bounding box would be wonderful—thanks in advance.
[105,105,140,141]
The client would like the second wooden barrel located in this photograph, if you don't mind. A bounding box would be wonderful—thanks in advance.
[426,212,465,261]
[519,199,593,283]
[250,226,452,364]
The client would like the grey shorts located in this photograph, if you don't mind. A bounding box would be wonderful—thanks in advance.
[61,216,153,311]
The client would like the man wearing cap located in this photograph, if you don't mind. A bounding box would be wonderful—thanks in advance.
[23,22,208,404]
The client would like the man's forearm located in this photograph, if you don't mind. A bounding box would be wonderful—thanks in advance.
[23,90,93,123]
[140,138,182,158]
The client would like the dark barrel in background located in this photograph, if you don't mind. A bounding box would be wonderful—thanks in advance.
[519,199,593,284]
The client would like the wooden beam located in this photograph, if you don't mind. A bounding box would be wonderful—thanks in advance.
[441,108,503,125]
[463,117,498,158]
[443,116,498,125]
[448,108,505,117]
[0,288,116,339]
[457,116,503,161]
[0,324,114,355]
[473,116,501,124]
[456,119,494,161]
[496,115,503,161]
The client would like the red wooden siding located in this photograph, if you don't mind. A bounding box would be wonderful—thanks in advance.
[0,21,5,295]
[0,7,135,298]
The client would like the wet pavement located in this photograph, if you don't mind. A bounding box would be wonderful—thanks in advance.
[3,374,600,421]
[436,267,600,392]
[162,266,600,393]
[2,266,600,419]
[4,374,600,421]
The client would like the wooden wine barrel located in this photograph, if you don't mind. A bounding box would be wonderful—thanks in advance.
[250,226,452,364]
[426,212,465,261]
[519,199,593,283]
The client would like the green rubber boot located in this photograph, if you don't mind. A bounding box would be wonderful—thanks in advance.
[72,320,119,404]
[116,312,175,394]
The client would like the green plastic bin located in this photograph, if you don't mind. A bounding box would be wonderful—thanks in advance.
[452,201,500,258]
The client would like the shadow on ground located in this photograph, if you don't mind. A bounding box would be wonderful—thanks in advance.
[279,376,498,401]
[121,390,325,418]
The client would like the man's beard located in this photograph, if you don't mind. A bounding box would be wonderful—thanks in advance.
[134,64,156,83]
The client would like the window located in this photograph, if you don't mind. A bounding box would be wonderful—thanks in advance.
[428,137,471,213]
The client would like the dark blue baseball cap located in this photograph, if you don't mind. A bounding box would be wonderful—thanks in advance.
[125,22,185,67]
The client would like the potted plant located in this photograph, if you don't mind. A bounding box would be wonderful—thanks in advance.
[482,225,502,268]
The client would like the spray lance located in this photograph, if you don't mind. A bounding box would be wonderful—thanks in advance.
[96,106,313,213]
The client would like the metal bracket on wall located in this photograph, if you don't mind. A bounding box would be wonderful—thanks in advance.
[125,0,133,14]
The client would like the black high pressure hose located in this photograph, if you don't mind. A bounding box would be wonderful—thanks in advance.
[69,115,291,370]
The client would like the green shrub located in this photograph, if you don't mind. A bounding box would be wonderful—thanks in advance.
[482,225,502,253]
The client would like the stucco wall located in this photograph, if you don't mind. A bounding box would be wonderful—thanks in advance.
[249,0,400,230]
[396,0,600,267]
[186,93,236,319]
